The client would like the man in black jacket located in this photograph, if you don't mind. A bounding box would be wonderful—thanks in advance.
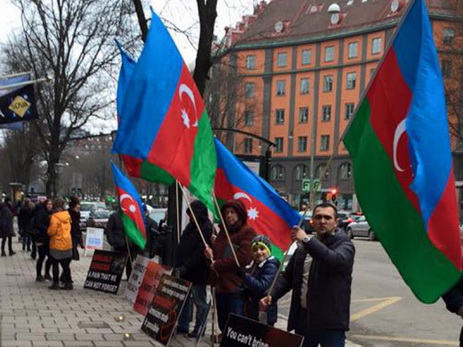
[261,202,355,347]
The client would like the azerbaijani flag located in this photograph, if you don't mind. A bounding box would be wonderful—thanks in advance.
[113,9,216,212]
[344,0,462,303]
[214,138,300,261]
[111,163,147,250]
[115,42,175,186]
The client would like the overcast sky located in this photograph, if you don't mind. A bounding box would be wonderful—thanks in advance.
[0,0,253,134]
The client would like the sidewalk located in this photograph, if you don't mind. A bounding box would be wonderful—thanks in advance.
[0,243,360,347]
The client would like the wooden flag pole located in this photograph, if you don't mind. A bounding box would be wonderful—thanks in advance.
[212,192,240,268]
[175,181,181,244]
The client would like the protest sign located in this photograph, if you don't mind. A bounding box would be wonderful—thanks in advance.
[133,262,172,315]
[84,227,104,256]
[220,314,304,347]
[125,255,151,303]
[84,250,127,294]
[141,274,191,346]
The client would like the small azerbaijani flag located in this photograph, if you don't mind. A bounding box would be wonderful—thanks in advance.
[111,163,146,250]
[343,0,462,303]
[214,138,300,261]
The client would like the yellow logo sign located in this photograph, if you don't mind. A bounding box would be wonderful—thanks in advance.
[9,95,31,118]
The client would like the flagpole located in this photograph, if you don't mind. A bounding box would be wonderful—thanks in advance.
[0,71,32,79]
[212,192,240,267]
[175,181,180,244]
[0,76,52,91]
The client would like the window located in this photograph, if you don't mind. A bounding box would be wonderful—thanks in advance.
[300,78,309,94]
[275,138,284,153]
[316,163,330,179]
[295,165,308,180]
[276,109,285,124]
[345,103,355,120]
[299,107,309,123]
[443,28,455,45]
[348,42,358,58]
[245,82,255,98]
[339,163,352,179]
[244,138,253,153]
[270,164,285,180]
[246,55,256,69]
[301,49,311,65]
[276,80,286,96]
[325,46,335,62]
[277,52,288,67]
[323,75,333,92]
[320,135,330,151]
[298,137,308,152]
[244,110,254,126]
[441,60,452,78]
[322,105,331,122]
[346,72,356,89]
[372,37,382,54]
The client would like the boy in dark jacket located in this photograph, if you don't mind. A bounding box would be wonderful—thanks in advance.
[238,234,279,326]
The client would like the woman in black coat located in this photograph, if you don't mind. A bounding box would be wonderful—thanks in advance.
[0,200,15,256]
[34,200,53,281]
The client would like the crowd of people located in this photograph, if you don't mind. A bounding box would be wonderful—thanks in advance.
[1,194,358,346]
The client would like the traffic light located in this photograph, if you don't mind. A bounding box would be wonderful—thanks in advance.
[330,188,337,202]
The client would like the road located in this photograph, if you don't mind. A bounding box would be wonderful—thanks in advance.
[276,238,462,346]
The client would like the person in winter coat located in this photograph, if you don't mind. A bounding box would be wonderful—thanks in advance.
[0,199,16,256]
[104,209,139,279]
[18,198,35,254]
[261,203,355,347]
[176,200,213,337]
[143,205,160,259]
[47,198,73,290]
[204,199,256,336]
[237,234,279,326]
[442,271,463,346]
[34,199,53,281]
[68,197,83,261]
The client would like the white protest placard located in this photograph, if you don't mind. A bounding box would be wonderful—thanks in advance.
[125,255,151,303]
[85,227,104,255]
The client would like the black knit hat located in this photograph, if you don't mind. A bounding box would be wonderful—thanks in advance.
[221,199,247,224]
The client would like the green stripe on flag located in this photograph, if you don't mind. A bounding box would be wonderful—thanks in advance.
[344,100,460,303]
[140,161,175,185]
[121,214,146,250]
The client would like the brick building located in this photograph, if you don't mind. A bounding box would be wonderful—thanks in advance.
[216,0,462,210]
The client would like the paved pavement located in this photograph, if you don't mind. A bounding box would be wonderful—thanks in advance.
[0,238,361,347]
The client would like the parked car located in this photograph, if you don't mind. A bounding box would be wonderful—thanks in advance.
[346,215,377,241]
[149,207,167,225]
[337,211,363,232]
[79,201,105,230]
[86,209,111,229]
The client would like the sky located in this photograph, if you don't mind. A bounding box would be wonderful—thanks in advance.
[0,0,255,133]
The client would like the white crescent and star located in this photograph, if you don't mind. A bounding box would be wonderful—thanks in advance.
[232,192,259,221]
[119,194,137,213]
[393,118,407,172]
[179,84,198,129]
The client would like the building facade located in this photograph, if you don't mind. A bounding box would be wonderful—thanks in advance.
[217,0,462,211]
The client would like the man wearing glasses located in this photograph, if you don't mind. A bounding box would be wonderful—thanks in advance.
[261,202,355,347]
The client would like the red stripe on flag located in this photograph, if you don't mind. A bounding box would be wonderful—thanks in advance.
[116,187,146,238]
[368,50,420,211]
[147,64,204,187]
[122,155,142,178]
[427,170,462,269]
[215,169,291,251]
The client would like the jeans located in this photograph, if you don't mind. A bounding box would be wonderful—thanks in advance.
[51,256,72,285]
[178,285,209,332]
[303,329,346,347]
[36,244,51,278]
[215,293,244,332]
[22,234,31,250]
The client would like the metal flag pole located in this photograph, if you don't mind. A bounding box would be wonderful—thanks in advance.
[0,76,52,91]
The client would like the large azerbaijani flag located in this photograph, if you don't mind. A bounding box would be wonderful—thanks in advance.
[113,9,216,211]
[115,43,174,186]
[111,163,147,250]
[343,0,462,303]
[214,138,300,261]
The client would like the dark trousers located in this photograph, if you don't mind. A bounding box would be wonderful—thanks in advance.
[215,293,244,332]
[303,329,346,347]
[178,284,209,333]
[1,236,13,253]
[51,256,72,285]
[36,244,51,277]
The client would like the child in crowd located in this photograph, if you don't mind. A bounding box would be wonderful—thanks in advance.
[237,234,279,326]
